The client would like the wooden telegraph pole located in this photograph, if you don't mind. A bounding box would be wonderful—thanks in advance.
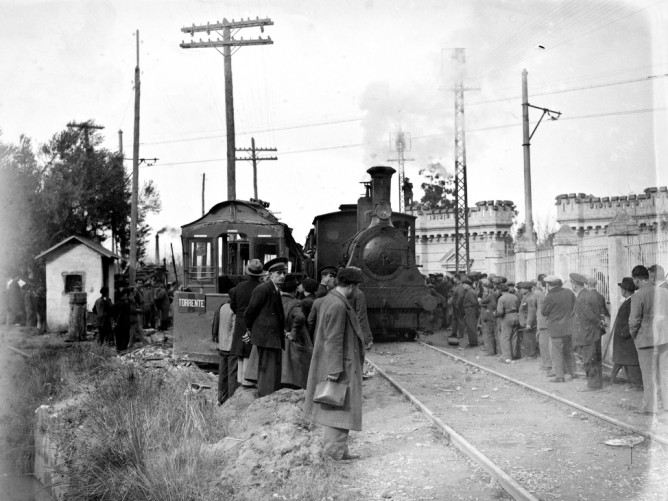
[236,137,277,200]
[130,30,141,285]
[180,17,274,201]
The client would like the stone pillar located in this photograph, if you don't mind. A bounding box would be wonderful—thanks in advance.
[604,211,639,363]
[513,234,537,282]
[552,224,578,282]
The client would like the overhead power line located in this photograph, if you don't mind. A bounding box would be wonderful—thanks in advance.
[143,103,667,169]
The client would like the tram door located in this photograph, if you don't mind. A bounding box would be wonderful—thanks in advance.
[218,234,250,290]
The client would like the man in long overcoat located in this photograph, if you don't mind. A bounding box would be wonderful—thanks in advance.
[541,276,576,383]
[570,273,605,390]
[629,265,668,414]
[610,277,642,387]
[304,267,365,460]
[480,279,497,355]
[230,259,264,386]
[244,257,287,397]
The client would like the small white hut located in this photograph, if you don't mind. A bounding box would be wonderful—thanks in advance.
[35,236,119,332]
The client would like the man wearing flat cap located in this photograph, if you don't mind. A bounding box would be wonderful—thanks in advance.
[570,272,606,391]
[244,257,288,397]
[610,277,642,388]
[315,267,337,299]
[628,265,668,414]
[541,275,576,382]
[496,282,520,362]
[304,267,366,460]
[518,282,538,358]
[460,277,480,348]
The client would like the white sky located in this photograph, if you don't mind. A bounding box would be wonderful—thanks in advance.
[2,0,667,257]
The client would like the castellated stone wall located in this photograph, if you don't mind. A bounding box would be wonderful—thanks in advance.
[406,200,515,275]
[556,186,668,236]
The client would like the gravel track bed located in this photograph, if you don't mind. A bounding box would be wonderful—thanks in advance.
[367,341,668,501]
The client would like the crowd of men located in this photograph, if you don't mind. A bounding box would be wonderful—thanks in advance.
[424,264,668,414]
[3,278,47,332]
[213,259,373,460]
[93,279,174,350]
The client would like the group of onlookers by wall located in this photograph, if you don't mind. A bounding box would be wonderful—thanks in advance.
[425,264,668,415]
[3,277,47,333]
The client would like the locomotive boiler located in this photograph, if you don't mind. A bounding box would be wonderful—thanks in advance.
[308,166,438,338]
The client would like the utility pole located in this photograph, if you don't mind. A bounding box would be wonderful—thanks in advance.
[452,48,471,274]
[236,137,277,200]
[129,29,141,285]
[66,121,104,151]
[180,17,274,201]
[387,132,414,213]
[521,69,561,247]
[202,173,206,216]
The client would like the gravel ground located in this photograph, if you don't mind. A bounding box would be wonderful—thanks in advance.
[367,334,668,501]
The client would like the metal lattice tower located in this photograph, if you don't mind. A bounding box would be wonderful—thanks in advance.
[453,48,470,274]
[388,131,413,213]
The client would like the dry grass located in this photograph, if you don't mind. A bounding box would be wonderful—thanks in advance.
[7,341,349,500]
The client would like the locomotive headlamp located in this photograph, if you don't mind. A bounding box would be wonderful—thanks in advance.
[375,202,392,220]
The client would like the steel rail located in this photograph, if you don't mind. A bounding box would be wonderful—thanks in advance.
[417,341,668,447]
[365,358,540,501]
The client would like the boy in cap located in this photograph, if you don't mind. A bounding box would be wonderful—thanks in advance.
[244,257,288,397]
[304,267,366,460]
[316,267,337,299]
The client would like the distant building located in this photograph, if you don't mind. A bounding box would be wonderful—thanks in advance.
[556,186,668,236]
[35,236,119,332]
[407,200,515,275]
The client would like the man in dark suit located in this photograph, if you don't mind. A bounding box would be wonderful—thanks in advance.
[244,257,287,397]
[571,272,605,391]
[230,259,264,387]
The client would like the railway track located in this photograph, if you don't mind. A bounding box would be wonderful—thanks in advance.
[366,341,668,501]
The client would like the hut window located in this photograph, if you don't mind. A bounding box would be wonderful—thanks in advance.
[63,272,84,293]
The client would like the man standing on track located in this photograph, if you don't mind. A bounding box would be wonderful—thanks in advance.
[570,273,605,391]
[628,265,668,415]
[304,267,365,460]
[541,276,576,383]
[244,257,287,397]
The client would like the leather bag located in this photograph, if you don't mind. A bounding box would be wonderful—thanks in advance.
[313,380,347,407]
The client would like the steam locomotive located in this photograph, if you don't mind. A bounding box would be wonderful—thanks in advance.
[306,166,437,339]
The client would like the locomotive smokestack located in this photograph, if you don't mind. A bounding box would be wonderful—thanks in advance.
[367,166,396,226]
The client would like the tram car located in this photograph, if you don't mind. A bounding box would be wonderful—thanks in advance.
[306,166,438,339]
[173,199,306,363]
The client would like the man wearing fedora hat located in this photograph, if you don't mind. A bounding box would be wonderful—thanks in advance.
[570,272,606,391]
[244,257,288,397]
[229,259,264,388]
[610,277,642,388]
[304,267,366,460]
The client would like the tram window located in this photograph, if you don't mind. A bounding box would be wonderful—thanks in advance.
[256,241,278,265]
[189,240,213,281]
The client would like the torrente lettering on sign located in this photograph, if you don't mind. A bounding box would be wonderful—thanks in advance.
[177,293,206,313]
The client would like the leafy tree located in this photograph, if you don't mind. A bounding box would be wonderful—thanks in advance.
[418,163,454,209]
[0,122,161,277]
